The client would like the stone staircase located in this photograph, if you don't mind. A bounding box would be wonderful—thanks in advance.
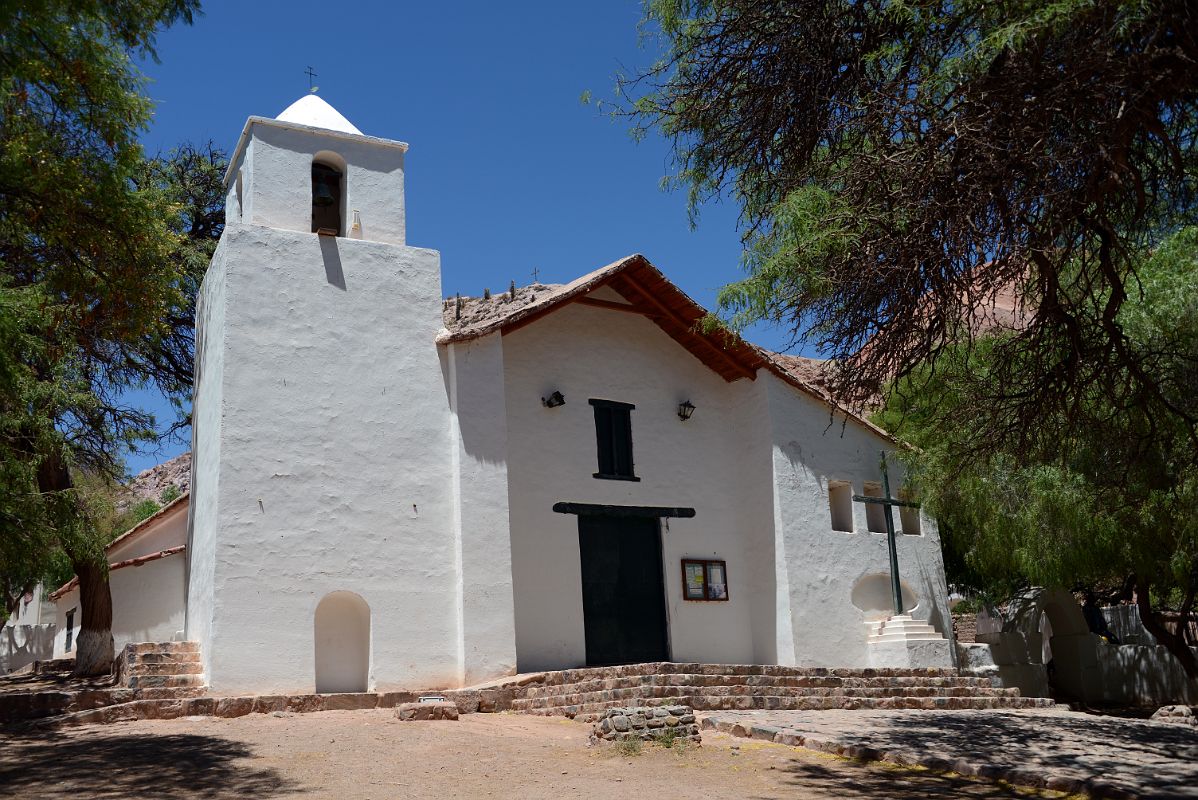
[495,663,1054,718]
[0,641,206,724]
[865,614,946,644]
[116,641,206,698]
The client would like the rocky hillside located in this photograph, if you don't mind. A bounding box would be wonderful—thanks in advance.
[118,452,191,512]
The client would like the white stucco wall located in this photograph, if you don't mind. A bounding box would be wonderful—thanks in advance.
[445,334,518,684]
[765,372,953,668]
[503,298,759,670]
[500,295,954,673]
[241,120,406,246]
[185,232,229,682]
[53,554,186,659]
[188,221,458,695]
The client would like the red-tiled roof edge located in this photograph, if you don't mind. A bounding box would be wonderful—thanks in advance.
[103,492,189,557]
[49,545,187,601]
[436,253,646,344]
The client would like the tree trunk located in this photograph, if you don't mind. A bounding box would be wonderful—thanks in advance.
[1135,576,1198,681]
[35,451,115,676]
[71,560,115,676]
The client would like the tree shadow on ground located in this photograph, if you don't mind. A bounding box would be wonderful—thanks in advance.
[768,711,1198,799]
[770,758,1049,798]
[0,725,297,799]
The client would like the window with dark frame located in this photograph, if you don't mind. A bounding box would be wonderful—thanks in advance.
[589,399,638,481]
[682,559,729,601]
[65,608,75,652]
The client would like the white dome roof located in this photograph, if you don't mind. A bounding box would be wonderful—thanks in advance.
[276,95,362,135]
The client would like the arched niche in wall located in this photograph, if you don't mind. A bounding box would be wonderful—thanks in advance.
[311,150,347,236]
[851,573,919,621]
[314,590,370,693]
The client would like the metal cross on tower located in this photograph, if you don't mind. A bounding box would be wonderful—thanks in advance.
[853,451,921,615]
[305,66,318,92]
[530,267,541,282]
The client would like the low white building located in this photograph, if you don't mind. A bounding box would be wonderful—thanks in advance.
[1,585,57,673]
[177,95,956,696]
[49,494,189,661]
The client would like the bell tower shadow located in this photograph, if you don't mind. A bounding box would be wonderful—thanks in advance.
[318,235,346,290]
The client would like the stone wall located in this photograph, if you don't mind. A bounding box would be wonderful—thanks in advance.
[591,705,701,744]
[953,613,978,643]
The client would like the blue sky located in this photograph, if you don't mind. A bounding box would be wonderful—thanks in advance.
[125,0,801,474]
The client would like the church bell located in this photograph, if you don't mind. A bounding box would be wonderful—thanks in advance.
[312,171,339,206]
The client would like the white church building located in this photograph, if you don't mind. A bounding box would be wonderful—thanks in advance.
[171,96,953,695]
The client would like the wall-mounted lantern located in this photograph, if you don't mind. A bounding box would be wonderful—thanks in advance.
[542,391,566,408]
[677,400,696,421]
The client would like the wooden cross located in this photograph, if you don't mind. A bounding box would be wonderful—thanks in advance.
[306,66,318,92]
[853,451,921,615]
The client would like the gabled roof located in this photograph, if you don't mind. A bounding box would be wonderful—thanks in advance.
[439,254,766,382]
[438,253,898,443]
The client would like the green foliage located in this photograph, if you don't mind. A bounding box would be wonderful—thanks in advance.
[613,737,643,757]
[876,228,1198,610]
[0,1,212,606]
[652,728,682,748]
[128,499,162,525]
[159,484,182,504]
[623,0,1198,432]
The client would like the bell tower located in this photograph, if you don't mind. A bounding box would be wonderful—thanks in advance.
[186,96,464,694]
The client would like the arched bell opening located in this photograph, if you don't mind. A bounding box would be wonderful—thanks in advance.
[311,152,346,236]
[314,590,370,693]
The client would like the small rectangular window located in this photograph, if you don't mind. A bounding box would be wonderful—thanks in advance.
[828,481,853,532]
[899,491,922,535]
[590,399,638,480]
[682,559,729,601]
[65,608,76,652]
[863,482,887,533]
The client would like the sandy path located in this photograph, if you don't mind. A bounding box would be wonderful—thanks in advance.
[0,710,1063,799]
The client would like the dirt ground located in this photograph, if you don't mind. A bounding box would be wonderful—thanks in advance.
[0,710,1072,799]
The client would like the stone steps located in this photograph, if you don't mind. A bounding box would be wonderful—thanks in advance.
[518,694,1055,716]
[523,663,964,683]
[512,684,1021,710]
[124,661,204,677]
[518,673,1000,698]
[124,674,205,689]
[123,651,202,666]
[484,663,1045,719]
[116,642,206,693]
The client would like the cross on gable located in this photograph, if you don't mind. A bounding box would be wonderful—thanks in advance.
[852,452,920,615]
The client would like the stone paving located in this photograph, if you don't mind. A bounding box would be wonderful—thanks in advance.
[701,707,1198,799]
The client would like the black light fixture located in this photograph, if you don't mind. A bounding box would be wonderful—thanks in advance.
[542,390,565,408]
[677,399,696,421]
